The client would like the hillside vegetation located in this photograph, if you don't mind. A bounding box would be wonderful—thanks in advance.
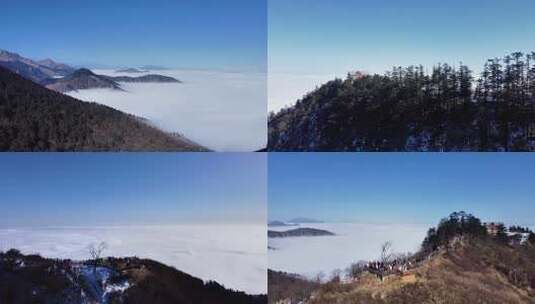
[0,66,207,151]
[0,249,265,304]
[269,212,535,304]
[302,240,535,304]
[268,52,535,151]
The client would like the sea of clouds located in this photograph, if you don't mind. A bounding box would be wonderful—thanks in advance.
[67,69,267,152]
[268,223,428,279]
[0,224,267,294]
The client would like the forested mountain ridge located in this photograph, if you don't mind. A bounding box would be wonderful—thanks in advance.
[0,66,208,151]
[0,49,181,93]
[0,250,266,304]
[268,52,535,151]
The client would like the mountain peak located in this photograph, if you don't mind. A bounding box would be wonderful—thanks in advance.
[0,49,75,81]
[71,68,95,76]
[37,58,58,66]
[0,49,21,60]
[45,68,122,92]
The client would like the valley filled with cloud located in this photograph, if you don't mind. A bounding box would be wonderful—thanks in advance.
[68,69,267,151]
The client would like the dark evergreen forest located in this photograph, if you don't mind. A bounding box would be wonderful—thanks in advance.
[268,52,535,151]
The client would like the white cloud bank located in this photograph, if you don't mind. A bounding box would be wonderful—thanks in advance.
[68,69,267,152]
[0,224,267,294]
[268,223,428,278]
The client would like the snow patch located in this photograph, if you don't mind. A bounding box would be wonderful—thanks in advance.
[75,265,130,303]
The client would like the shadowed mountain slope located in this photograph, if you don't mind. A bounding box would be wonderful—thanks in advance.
[0,66,207,151]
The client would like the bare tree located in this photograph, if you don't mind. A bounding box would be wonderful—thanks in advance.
[378,241,393,281]
[88,241,107,272]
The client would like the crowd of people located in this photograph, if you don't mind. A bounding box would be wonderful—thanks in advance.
[366,259,414,280]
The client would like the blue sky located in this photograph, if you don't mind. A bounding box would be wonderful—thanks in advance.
[0,154,266,226]
[269,0,535,75]
[1,0,266,71]
[269,153,535,227]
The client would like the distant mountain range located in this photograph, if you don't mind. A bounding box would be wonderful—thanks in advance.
[36,58,76,76]
[42,68,181,93]
[0,249,266,304]
[268,221,296,227]
[108,74,181,84]
[0,49,75,83]
[115,68,148,73]
[139,65,170,71]
[0,65,207,151]
[268,228,335,238]
[0,49,180,92]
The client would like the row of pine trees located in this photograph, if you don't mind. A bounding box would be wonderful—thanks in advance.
[268,52,535,151]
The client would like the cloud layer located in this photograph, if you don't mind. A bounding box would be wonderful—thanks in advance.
[268,223,428,278]
[0,224,267,294]
[68,69,267,151]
